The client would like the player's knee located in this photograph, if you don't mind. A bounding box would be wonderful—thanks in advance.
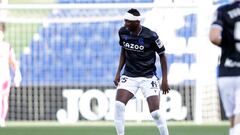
[115,101,125,110]
[115,101,125,116]
[151,110,161,120]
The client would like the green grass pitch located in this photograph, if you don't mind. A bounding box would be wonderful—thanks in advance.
[0,121,229,135]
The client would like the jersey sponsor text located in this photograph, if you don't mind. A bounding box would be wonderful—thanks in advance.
[228,8,240,19]
[224,58,240,67]
[123,41,144,52]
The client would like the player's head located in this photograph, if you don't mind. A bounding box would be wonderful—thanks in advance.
[124,8,141,31]
[0,22,5,41]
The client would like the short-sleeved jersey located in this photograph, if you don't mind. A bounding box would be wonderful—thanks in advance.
[118,26,165,77]
[212,1,240,77]
[0,42,12,82]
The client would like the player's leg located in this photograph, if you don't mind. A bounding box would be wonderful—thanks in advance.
[141,76,169,135]
[218,77,235,135]
[147,96,169,135]
[0,80,10,127]
[234,114,240,135]
[115,89,134,135]
[233,79,240,135]
[114,76,137,135]
[0,90,3,127]
[229,116,235,135]
[2,92,10,123]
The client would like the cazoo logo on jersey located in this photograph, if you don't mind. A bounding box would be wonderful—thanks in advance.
[123,41,144,52]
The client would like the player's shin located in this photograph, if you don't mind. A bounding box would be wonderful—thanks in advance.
[0,94,5,127]
[2,95,9,121]
[229,116,235,135]
[151,110,169,135]
[114,101,125,135]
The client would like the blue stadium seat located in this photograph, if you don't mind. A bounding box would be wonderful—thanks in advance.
[133,0,153,2]
[75,0,95,3]
[176,13,197,41]
[214,0,230,5]
[58,0,75,3]
[182,53,196,64]
[114,0,134,3]
[94,0,113,3]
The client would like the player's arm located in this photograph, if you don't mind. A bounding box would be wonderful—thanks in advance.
[153,35,169,94]
[209,8,223,46]
[114,48,126,86]
[209,25,222,46]
[114,29,126,86]
[9,46,22,87]
[159,53,169,94]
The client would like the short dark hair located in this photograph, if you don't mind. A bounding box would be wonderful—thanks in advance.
[127,8,140,16]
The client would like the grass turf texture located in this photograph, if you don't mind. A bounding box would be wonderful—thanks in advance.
[0,121,229,135]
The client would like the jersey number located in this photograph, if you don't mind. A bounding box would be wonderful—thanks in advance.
[151,81,158,88]
[234,22,240,53]
[121,77,128,83]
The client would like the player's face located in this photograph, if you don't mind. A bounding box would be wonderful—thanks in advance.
[124,19,139,32]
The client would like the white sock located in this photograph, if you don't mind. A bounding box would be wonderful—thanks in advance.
[234,124,240,135]
[151,110,169,135]
[114,101,125,135]
[230,128,234,135]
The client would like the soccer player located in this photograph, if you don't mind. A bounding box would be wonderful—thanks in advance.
[113,9,170,135]
[209,1,240,135]
[0,22,22,127]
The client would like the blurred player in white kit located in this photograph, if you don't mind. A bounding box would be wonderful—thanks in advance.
[209,1,240,135]
[0,22,21,127]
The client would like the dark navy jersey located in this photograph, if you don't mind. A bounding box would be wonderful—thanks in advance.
[118,26,165,77]
[212,1,240,77]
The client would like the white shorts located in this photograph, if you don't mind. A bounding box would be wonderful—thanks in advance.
[117,75,160,98]
[218,76,240,118]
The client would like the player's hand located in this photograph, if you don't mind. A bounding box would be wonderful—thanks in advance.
[160,79,170,94]
[113,73,120,87]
